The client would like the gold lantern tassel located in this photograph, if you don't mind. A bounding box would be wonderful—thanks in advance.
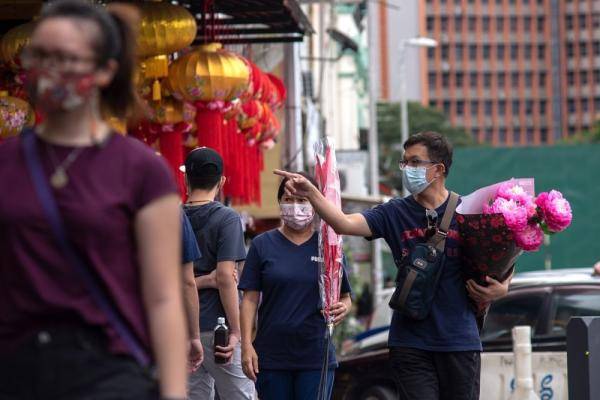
[152,80,162,101]
[144,55,169,102]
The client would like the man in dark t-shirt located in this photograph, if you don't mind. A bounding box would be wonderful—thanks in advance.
[275,132,511,400]
[183,148,254,399]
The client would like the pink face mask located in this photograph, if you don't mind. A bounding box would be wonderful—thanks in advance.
[25,68,96,113]
[280,203,315,231]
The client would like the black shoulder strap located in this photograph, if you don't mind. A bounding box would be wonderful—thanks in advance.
[428,191,460,252]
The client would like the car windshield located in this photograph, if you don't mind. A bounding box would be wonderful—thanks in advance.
[481,291,547,342]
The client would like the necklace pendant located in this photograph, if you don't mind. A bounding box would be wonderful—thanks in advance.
[50,168,69,189]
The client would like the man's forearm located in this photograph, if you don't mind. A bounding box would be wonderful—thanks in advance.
[307,186,352,234]
[217,275,241,335]
[183,264,200,339]
[195,273,216,289]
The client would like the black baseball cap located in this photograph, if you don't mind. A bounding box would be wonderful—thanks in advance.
[182,147,223,178]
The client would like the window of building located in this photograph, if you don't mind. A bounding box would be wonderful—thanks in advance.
[468,16,477,31]
[427,16,435,31]
[498,72,506,87]
[428,47,435,59]
[482,16,491,30]
[594,70,600,84]
[524,44,532,59]
[541,128,548,142]
[485,100,493,115]
[525,72,533,87]
[567,43,575,58]
[455,44,464,59]
[469,44,478,59]
[526,128,534,144]
[456,100,465,115]
[456,72,464,86]
[510,44,519,59]
[484,72,492,87]
[594,13,600,28]
[566,15,574,30]
[497,44,505,59]
[441,44,450,59]
[538,0,545,4]
[568,99,576,112]
[522,0,530,4]
[497,16,504,32]
[498,100,507,115]
[470,72,478,87]
[443,100,451,115]
[540,100,547,114]
[510,16,518,30]
[512,99,520,114]
[595,97,600,109]
[580,71,589,85]
[455,16,464,31]
[428,73,437,87]
[483,44,491,58]
[568,71,575,85]
[471,100,479,115]
[524,16,532,29]
[525,100,534,114]
[539,71,547,86]
[579,14,587,29]
[441,16,448,31]
[442,72,450,87]
[580,42,588,57]
[498,128,506,143]
[582,98,589,112]
[512,72,520,87]
[594,42,600,56]
[537,44,546,60]
[537,16,545,33]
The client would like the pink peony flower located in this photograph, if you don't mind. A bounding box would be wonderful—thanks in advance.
[536,190,572,232]
[489,198,529,232]
[514,223,544,251]
[497,180,533,203]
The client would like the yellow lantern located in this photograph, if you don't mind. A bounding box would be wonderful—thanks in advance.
[145,96,187,125]
[0,91,35,138]
[167,43,250,103]
[0,22,35,70]
[137,3,197,59]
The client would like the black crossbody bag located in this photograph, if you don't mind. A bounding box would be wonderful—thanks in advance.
[389,192,459,320]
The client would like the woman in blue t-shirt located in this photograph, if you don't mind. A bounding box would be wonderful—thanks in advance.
[239,172,352,400]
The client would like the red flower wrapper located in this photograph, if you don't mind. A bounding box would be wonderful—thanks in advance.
[456,213,522,286]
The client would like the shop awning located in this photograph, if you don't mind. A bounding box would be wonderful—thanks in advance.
[182,0,313,44]
[0,0,314,43]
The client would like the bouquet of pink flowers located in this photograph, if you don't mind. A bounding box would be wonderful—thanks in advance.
[456,178,572,285]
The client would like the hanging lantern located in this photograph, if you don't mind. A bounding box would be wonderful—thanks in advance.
[0,91,35,138]
[136,3,197,59]
[167,43,249,153]
[0,22,34,71]
[266,73,287,109]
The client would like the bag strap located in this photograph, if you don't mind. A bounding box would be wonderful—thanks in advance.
[428,191,460,252]
[21,129,150,367]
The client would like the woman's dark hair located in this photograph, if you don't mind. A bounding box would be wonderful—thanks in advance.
[38,0,138,118]
[277,172,319,202]
[404,131,453,177]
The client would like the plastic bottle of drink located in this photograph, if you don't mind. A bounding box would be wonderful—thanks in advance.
[214,317,230,364]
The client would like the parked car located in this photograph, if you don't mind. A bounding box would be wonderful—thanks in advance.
[333,268,600,400]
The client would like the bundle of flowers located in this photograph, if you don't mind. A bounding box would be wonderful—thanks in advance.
[456,179,572,285]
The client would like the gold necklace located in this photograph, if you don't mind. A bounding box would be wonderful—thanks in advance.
[46,144,85,189]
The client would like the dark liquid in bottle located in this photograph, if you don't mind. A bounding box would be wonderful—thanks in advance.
[214,321,230,364]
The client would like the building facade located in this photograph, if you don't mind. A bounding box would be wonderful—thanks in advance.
[422,0,600,146]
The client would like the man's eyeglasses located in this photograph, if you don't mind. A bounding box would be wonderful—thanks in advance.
[425,209,438,237]
[399,159,438,170]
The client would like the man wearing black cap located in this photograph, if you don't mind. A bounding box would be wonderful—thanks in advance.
[183,148,254,399]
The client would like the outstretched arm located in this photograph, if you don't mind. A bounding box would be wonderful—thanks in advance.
[274,170,372,237]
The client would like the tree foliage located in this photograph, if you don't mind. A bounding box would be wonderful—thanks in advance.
[377,101,474,191]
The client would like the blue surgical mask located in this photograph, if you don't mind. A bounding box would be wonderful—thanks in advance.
[402,166,434,195]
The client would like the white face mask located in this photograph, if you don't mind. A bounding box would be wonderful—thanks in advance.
[280,203,315,231]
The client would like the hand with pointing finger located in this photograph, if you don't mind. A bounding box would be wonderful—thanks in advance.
[273,170,318,198]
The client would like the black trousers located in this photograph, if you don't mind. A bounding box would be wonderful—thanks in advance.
[0,328,158,400]
[389,346,481,400]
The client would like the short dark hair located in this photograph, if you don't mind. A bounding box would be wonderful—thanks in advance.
[404,131,453,177]
[38,0,138,118]
[277,172,319,202]
[187,172,221,191]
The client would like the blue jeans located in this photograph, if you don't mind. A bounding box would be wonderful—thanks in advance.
[256,369,335,400]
